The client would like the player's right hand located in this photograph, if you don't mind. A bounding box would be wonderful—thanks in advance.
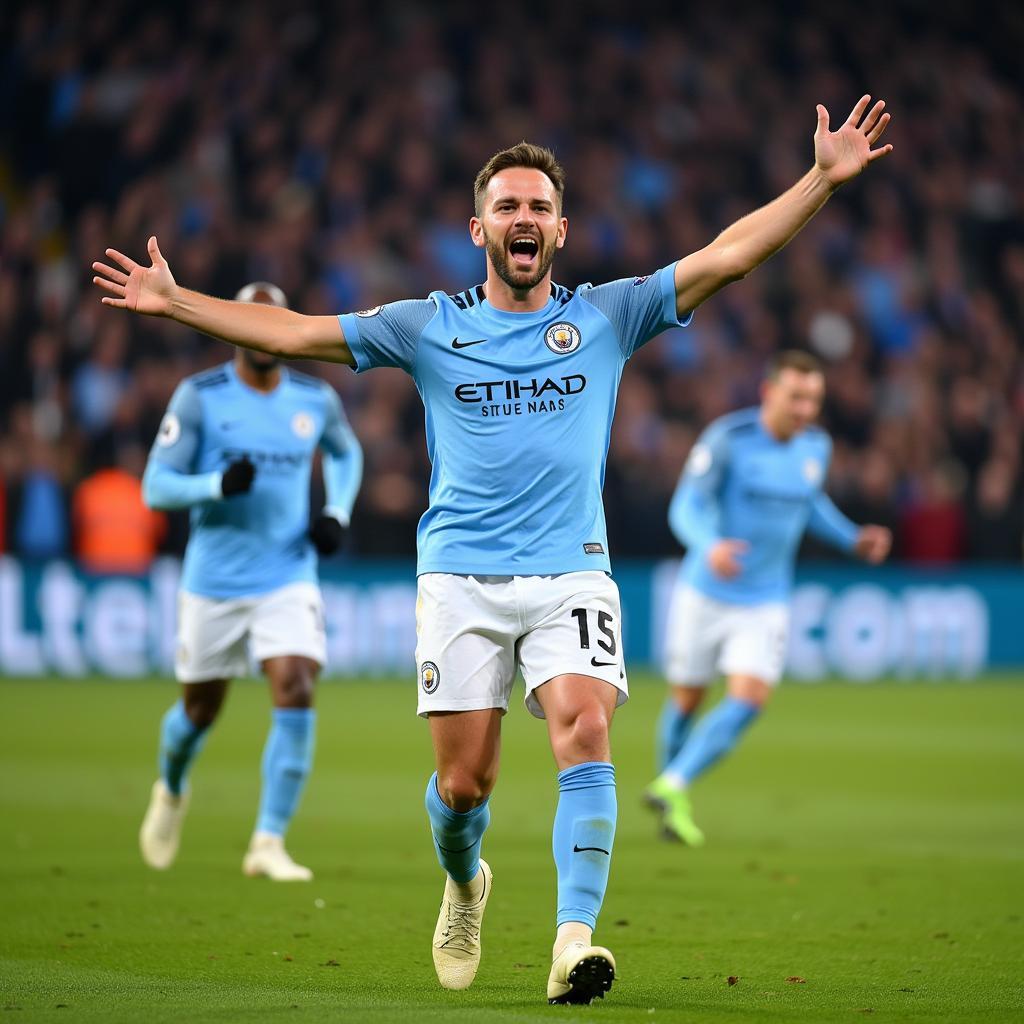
[707,539,748,579]
[854,524,892,564]
[92,236,176,317]
[220,457,256,498]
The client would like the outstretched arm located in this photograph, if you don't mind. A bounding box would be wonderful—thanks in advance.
[674,95,893,316]
[93,237,353,365]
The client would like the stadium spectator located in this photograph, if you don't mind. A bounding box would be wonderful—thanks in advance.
[6,432,69,561]
[72,445,166,574]
[899,462,969,564]
[968,458,1023,561]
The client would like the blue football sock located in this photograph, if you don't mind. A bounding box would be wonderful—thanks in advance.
[656,699,695,771]
[159,700,211,796]
[553,761,617,929]
[424,773,490,884]
[667,696,760,785]
[256,708,316,836]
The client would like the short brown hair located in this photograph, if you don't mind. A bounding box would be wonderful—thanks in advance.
[766,349,823,379]
[473,142,566,217]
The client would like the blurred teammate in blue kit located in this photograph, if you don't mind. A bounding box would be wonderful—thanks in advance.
[138,282,363,881]
[646,351,891,845]
[94,95,892,1002]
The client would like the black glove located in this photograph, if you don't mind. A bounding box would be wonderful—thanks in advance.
[221,457,255,497]
[310,513,346,555]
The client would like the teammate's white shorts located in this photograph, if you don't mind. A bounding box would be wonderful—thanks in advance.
[415,571,628,719]
[175,582,326,683]
[663,584,789,687]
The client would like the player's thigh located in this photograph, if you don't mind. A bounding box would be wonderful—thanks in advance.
[175,590,251,683]
[517,571,628,720]
[249,582,327,668]
[719,602,790,688]
[415,574,518,717]
[663,585,724,687]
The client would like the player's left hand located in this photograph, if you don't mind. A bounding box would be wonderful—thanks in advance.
[310,513,347,556]
[853,524,892,564]
[814,95,893,188]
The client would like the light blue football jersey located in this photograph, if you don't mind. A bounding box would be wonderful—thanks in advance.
[339,265,690,575]
[143,362,361,599]
[670,407,859,605]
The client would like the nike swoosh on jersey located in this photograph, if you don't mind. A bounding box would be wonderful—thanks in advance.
[590,657,616,667]
[573,843,610,855]
[451,337,488,349]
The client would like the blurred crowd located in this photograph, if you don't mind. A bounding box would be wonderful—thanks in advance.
[2,0,1023,569]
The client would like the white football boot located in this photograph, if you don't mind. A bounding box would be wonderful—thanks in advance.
[431,859,493,990]
[547,941,616,1004]
[139,779,190,870]
[242,832,313,881]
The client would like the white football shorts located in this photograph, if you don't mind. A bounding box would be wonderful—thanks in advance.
[175,581,326,682]
[663,584,790,687]
[414,571,628,719]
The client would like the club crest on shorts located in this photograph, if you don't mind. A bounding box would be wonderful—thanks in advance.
[544,321,581,355]
[420,661,440,694]
[355,305,382,317]
[291,411,315,439]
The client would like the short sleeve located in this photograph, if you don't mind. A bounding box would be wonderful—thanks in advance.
[579,262,692,359]
[338,298,437,375]
[148,379,203,472]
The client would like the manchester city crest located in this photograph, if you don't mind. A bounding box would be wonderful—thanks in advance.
[802,457,823,485]
[544,321,582,355]
[420,661,440,694]
[292,411,315,439]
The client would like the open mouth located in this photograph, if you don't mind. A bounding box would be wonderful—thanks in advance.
[509,236,539,266]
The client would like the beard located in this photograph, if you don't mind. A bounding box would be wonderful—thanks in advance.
[484,231,557,292]
[243,349,280,372]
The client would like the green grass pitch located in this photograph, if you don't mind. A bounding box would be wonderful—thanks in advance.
[1,674,1022,1022]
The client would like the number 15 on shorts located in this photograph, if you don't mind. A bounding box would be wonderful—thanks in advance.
[571,607,619,667]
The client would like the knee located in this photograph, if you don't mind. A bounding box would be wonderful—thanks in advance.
[183,692,223,730]
[672,685,706,714]
[552,704,611,765]
[437,766,495,812]
[274,668,315,709]
[727,676,772,709]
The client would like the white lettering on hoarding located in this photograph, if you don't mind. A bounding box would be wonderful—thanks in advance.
[788,583,989,680]
[0,558,44,676]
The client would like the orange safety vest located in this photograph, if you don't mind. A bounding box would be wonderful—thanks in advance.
[73,469,166,575]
